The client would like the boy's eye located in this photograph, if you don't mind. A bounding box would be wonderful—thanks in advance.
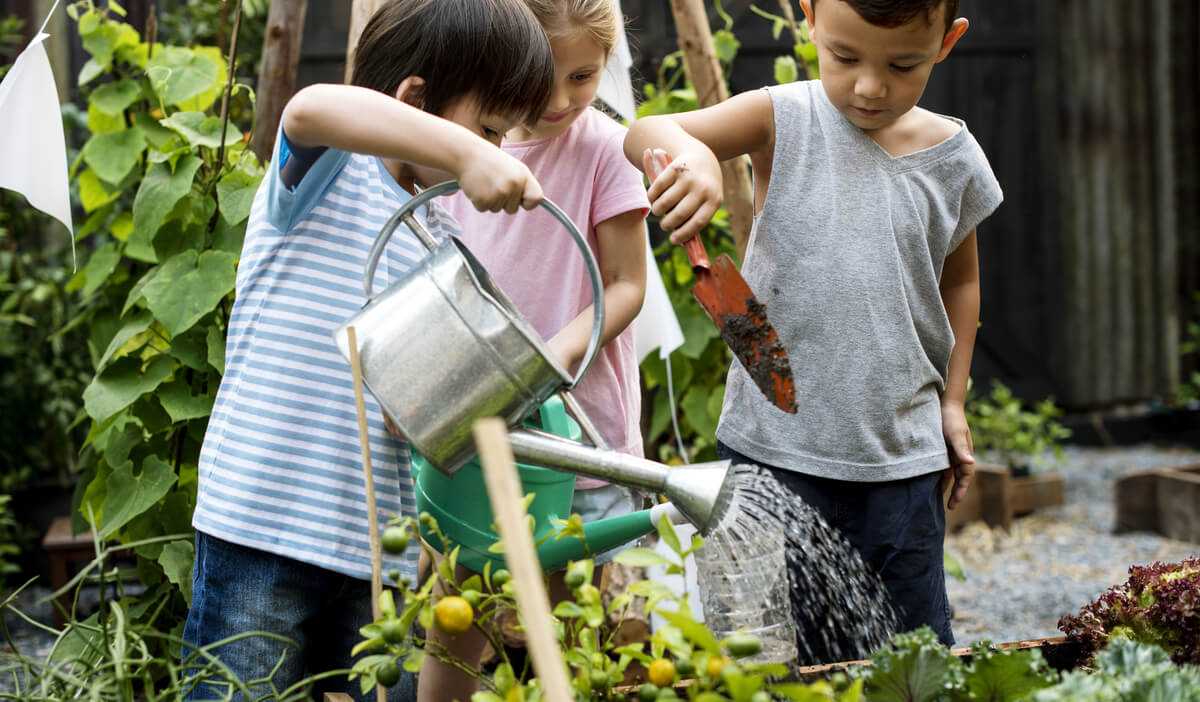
[891,64,917,73]
[832,53,856,65]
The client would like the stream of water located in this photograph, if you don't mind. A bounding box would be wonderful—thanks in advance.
[698,464,902,667]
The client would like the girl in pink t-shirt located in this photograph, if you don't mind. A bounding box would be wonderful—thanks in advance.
[427,1,649,699]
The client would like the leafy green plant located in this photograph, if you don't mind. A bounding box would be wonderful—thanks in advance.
[354,513,855,701]
[965,379,1071,473]
[56,0,262,651]
[1030,639,1200,702]
[1058,555,1200,667]
[1175,292,1200,407]
[0,494,23,586]
[846,627,1058,702]
[0,533,340,700]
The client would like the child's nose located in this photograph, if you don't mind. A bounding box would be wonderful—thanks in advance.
[854,71,887,100]
[546,86,571,115]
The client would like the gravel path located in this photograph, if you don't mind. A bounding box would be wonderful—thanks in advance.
[944,443,1200,647]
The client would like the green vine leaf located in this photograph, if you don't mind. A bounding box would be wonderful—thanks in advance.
[217,167,262,225]
[157,538,195,605]
[78,168,121,212]
[83,355,175,423]
[129,154,203,262]
[157,380,214,423]
[145,47,221,107]
[681,386,718,438]
[89,78,141,115]
[82,126,146,186]
[161,111,243,149]
[95,308,154,371]
[99,456,178,538]
[128,250,237,337]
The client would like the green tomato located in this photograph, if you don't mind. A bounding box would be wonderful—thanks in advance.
[380,618,406,644]
[461,589,483,607]
[492,569,511,587]
[564,568,588,589]
[590,668,610,691]
[380,526,409,555]
[637,683,660,702]
[375,659,401,687]
[673,657,694,677]
[725,633,763,658]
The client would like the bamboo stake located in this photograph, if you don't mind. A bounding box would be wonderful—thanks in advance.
[473,418,573,702]
[667,0,755,260]
[345,0,387,83]
[346,326,387,702]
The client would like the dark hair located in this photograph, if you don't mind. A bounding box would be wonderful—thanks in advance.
[812,0,960,34]
[350,0,554,124]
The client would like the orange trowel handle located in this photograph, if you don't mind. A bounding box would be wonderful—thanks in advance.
[644,148,712,271]
[684,237,711,271]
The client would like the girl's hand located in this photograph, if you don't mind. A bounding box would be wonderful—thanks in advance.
[940,401,975,510]
[457,147,543,214]
[642,148,723,245]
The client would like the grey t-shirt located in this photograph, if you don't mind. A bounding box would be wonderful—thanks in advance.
[715,79,1003,482]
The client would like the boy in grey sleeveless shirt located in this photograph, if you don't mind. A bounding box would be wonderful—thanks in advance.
[625,0,1001,655]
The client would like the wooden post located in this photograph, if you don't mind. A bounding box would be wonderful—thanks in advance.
[252,0,308,161]
[473,418,573,702]
[666,0,755,260]
[345,0,387,83]
[347,326,388,702]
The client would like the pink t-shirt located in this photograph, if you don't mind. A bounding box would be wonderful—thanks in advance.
[444,108,649,487]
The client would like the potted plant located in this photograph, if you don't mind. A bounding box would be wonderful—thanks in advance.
[949,379,1072,531]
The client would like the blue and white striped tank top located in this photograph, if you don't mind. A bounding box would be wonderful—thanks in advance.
[193,135,460,580]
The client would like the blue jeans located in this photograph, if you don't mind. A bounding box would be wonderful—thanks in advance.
[182,532,415,701]
[717,443,954,650]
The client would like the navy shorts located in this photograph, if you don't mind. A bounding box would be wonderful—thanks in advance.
[717,443,954,651]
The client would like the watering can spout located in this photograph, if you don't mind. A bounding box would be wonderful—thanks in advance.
[507,428,735,532]
[536,502,683,570]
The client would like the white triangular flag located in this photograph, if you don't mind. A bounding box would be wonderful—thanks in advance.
[0,28,73,242]
[597,0,637,122]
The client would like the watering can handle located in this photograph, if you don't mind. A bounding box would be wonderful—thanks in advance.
[362,180,606,389]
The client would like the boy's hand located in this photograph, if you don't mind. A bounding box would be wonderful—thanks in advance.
[642,148,722,245]
[458,148,543,214]
[940,402,974,510]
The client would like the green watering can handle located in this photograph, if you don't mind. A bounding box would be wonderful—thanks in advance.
[361,180,605,389]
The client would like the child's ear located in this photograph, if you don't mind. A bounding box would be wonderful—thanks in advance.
[935,18,969,63]
[395,76,426,109]
[798,0,815,35]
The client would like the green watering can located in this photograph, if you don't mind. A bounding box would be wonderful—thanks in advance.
[411,395,680,573]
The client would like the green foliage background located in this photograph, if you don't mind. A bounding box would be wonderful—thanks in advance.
[56,0,263,641]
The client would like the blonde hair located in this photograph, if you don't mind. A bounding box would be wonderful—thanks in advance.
[524,0,620,55]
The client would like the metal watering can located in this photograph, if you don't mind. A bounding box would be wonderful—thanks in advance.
[412,395,682,572]
[332,181,735,535]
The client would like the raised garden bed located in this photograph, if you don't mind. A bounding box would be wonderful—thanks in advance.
[1115,463,1200,543]
[794,635,1087,682]
[946,464,1065,533]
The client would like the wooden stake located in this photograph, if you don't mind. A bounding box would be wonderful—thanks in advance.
[666,0,755,260]
[473,418,573,702]
[345,0,387,83]
[346,326,387,702]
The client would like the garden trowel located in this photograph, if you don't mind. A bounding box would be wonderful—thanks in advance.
[644,149,797,413]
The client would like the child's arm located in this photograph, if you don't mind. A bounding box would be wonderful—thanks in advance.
[547,210,647,372]
[939,230,980,510]
[282,84,541,212]
[623,90,774,249]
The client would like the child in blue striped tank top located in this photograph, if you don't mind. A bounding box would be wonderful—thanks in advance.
[182,1,555,699]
